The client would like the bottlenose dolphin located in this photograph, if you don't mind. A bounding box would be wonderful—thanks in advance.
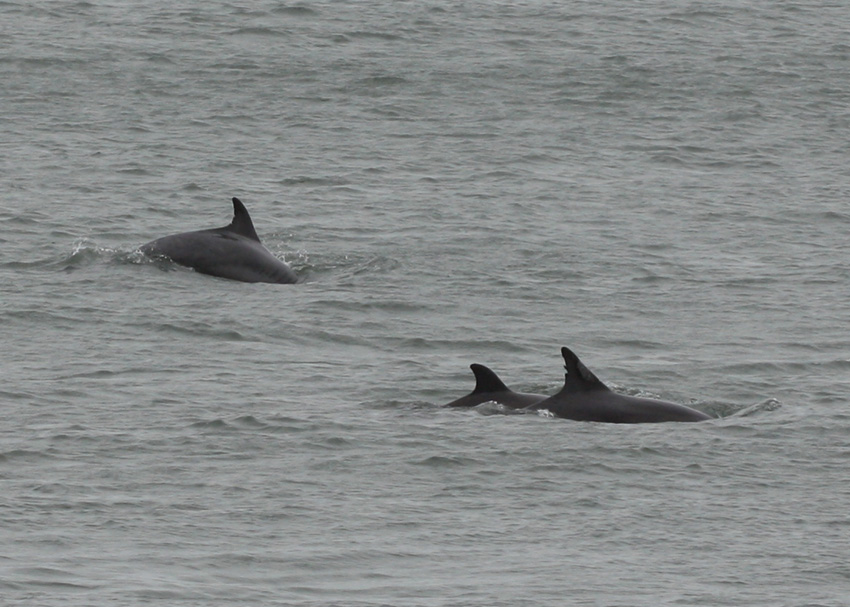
[141,197,297,284]
[525,347,712,423]
[444,364,547,409]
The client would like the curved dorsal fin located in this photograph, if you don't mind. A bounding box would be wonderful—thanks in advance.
[561,346,610,392]
[470,364,511,394]
[226,197,261,242]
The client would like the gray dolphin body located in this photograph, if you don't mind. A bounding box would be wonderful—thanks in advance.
[525,347,712,423]
[141,197,297,284]
[444,364,547,409]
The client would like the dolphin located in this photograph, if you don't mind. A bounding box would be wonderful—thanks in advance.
[140,197,297,284]
[525,347,712,423]
[444,364,547,409]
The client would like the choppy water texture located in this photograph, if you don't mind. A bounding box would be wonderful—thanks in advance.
[2,1,850,605]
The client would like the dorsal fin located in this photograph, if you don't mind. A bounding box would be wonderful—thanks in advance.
[561,346,610,392]
[225,197,261,242]
[470,364,511,394]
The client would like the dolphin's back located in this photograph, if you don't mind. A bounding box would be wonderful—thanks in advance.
[141,197,297,284]
[525,347,712,423]
[443,364,547,409]
[143,230,297,284]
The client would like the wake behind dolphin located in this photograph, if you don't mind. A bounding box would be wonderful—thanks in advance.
[141,197,297,284]
[526,347,712,423]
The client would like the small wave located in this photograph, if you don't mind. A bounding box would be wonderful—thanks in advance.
[358,75,409,87]
[473,401,529,416]
[227,26,289,38]
[0,256,63,271]
[189,418,230,430]
[0,389,36,401]
[0,240,112,272]
[533,409,557,419]
[275,175,351,187]
[820,210,850,223]
[273,5,318,17]
[729,398,783,417]
[232,415,265,428]
[305,436,357,452]
[51,240,149,273]
[188,414,314,435]
[414,455,475,468]
[10,567,96,590]
[143,52,175,65]
[343,31,403,42]
[0,449,55,464]
[289,252,401,282]
[375,399,440,411]
[209,61,261,71]
[147,321,247,341]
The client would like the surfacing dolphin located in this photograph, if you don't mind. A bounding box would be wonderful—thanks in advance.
[141,197,297,284]
[444,364,547,409]
[525,347,712,423]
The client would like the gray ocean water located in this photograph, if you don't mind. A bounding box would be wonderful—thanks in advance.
[2,1,850,605]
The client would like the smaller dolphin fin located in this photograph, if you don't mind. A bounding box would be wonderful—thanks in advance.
[226,197,261,241]
[470,364,511,394]
[561,347,609,391]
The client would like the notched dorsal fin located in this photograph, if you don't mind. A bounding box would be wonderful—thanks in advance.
[561,346,609,391]
[470,364,511,394]
[226,197,261,242]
